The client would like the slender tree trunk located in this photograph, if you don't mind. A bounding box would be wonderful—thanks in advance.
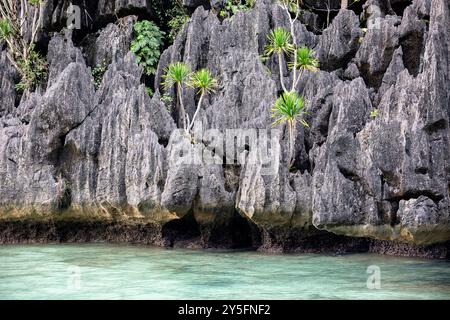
[293,68,303,91]
[278,52,288,92]
[177,82,187,130]
[188,92,204,132]
[341,0,348,9]
[288,120,297,168]
[288,120,293,167]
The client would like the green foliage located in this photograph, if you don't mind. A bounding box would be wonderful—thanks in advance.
[161,93,173,105]
[220,0,255,19]
[0,19,13,40]
[15,47,47,92]
[167,1,190,42]
[288,46,319,72]
[131,20,165,76]
[264,28,293,56]
[271,91,308,127]
[146,87,154,97]
[189,69,219,95]
[162,62,192,91]
[91,61,108,90]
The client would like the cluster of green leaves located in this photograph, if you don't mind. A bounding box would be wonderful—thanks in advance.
[91,60,108,90]
[219,0,255,19]
[131,20,165,76]
[0,19,12,38]
[271,92,308,128]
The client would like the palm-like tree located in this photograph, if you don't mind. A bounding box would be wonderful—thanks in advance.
[288,46,320,89]
[188,68,219,131]
[162,62,192,130]
[264,27,293,92]
[271,91,309,167]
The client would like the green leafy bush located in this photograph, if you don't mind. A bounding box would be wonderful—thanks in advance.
[131,20,165,76]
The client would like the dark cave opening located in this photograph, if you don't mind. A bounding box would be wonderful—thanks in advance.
[162,211,201,247]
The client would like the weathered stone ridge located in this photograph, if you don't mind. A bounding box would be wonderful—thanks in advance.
[0,0,449,255]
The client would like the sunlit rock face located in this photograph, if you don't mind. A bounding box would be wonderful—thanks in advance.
[0,0,448,252]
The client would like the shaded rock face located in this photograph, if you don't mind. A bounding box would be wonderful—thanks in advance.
[0,0,449,254]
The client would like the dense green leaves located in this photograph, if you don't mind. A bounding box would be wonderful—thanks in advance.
[162,62,192,91]
[0,19,12,40]
[289,46,319,72]
[189,69,219,95]
[264,28,293,56]
[271,91,308,127]
[131,20,165,76]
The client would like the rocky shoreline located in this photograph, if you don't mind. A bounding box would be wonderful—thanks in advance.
[0,218,448,259]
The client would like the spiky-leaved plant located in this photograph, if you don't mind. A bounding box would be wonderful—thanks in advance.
[288,46,320,88]
[264,27,292,92]
[162,62,192,130]
[272,91,308,167]
[188,68,219,131]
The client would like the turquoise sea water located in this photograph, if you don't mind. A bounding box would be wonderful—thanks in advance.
[0,244,449,300]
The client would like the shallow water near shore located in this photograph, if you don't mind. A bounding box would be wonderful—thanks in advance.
[0,243,449,300]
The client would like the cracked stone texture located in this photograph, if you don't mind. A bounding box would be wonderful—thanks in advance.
[0,0,449,250]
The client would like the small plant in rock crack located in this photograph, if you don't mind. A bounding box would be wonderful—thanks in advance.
[146,87,154,97]
[370,109,379,118]
[219,0,255,19]
[162,62,219,135]
[131,20,165,76]
[91,60,108,90]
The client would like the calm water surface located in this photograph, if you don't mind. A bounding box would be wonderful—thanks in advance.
[0,244,449,299]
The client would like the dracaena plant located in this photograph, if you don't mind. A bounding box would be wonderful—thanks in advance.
[288,46,320,88]
[263,0,320,168]
[187,68,219,132]
[271,91,308,167]
[162,63,219,134]
[162,62,192,131]
[264,27,293,92]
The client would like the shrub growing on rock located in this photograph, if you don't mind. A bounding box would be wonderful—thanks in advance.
[131,20,165,76]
